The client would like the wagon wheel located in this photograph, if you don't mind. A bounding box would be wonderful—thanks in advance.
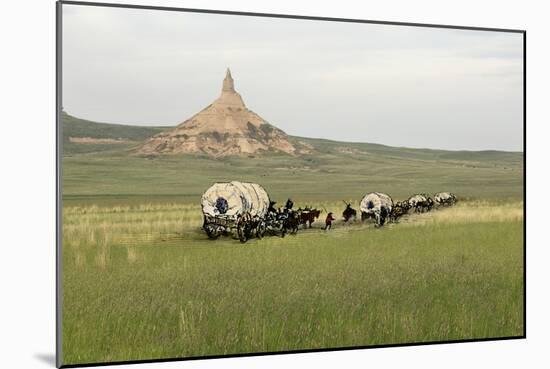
[204,225,221,239]
[256,220,266,239]
[237,221,248,243]
[237,215,252,243]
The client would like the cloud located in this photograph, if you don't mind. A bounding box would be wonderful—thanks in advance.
[62,4,523,151]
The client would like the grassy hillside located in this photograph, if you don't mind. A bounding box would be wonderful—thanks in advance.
[61,112,522,165]
[61,112,167,155]
[294,136,522,165]
[60,113,523,206]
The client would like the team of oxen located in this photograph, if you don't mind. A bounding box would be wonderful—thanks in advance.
[200,181,457,243]
[341,191,457,227]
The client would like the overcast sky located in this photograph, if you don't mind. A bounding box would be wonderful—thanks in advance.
[62,4,524,151]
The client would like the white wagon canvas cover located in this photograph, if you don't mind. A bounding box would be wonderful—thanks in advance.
[360,192,394,214]
[434,192,455,204]
[201,181,270,219]
[408,194,428,207]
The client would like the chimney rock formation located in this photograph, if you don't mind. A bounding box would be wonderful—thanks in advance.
[137,69,298,157]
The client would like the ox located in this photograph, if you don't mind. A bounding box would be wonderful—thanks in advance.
[298,208,321,228]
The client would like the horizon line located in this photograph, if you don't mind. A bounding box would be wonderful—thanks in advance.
[61,111,524,154]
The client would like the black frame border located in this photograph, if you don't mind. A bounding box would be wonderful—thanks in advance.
[55,1,527,367]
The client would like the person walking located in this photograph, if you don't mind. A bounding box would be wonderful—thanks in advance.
[324,212,336,230]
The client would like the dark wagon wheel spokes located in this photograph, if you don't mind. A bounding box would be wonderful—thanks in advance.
[256,220,266,239]
[205,225,221,239]
[237,217,249,243]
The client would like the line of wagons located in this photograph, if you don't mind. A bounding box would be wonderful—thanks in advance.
[201,181,457,243]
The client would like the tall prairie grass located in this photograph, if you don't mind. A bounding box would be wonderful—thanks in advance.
[399,200,523,226]
[61,200,524,365]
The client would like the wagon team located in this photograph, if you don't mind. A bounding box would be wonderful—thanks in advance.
[201,181,457,243]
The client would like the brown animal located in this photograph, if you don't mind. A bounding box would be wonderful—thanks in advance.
[298,208,321,228]
[390,201,410,222]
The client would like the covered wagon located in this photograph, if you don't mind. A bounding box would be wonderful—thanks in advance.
[408,193,434,213]
[360,192,394,226]
[201,181,270,242]
[434,192,457,206]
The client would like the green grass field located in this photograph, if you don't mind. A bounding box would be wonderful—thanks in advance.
[60,114,524,365]
[61,113,523,207]
[61,201,523,364]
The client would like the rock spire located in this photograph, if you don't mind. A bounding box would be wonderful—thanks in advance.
[137,69,298,157]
